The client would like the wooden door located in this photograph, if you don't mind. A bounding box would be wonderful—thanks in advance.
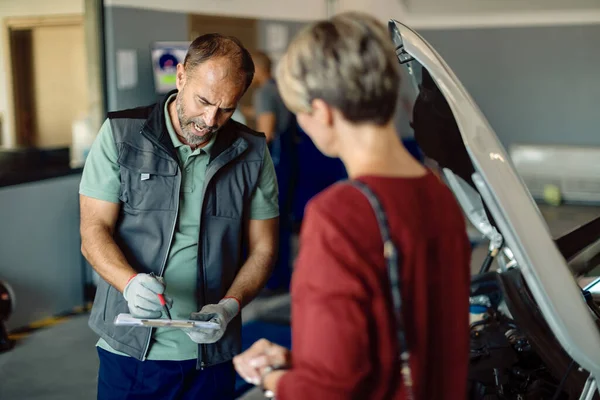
[9,29,36,147]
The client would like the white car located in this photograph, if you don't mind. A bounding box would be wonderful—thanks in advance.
[388,19,600,399]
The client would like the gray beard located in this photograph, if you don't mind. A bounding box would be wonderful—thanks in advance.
[183,124,214,146]
[176,97,216,146]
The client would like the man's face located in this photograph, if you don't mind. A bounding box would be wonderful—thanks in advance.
[175,58,246,147]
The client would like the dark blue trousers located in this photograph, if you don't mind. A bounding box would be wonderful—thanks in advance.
[97,348,235,400]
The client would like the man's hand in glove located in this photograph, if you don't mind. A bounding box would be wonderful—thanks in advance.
[184,297,240,344]
[123,273,173,318]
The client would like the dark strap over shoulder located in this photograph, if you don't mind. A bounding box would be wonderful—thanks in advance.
[346,180,414,399]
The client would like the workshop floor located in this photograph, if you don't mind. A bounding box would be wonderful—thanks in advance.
[1,204,598,400]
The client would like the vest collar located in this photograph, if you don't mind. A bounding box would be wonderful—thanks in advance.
[141,89,179,160]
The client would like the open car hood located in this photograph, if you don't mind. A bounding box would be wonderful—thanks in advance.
[387,20,600,384]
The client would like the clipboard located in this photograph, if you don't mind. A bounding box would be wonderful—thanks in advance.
[114,313,220,329]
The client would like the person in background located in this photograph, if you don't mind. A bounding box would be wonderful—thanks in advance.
[245,51,293,146]
[233,12,471,399]
[79,33,279,400]
[246,51,295,294]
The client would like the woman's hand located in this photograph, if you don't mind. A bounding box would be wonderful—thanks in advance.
[233,338,291,386]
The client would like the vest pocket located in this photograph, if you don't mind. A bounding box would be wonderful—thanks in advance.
[117,144,178,211]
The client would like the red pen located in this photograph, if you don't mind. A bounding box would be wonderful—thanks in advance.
[157,294,172,319]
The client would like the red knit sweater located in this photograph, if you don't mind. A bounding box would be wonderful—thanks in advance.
[277,173,471,399]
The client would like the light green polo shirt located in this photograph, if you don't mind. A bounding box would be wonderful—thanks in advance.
[80,94,279,360]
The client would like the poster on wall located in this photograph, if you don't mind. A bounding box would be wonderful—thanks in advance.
[116,49,138,90]
[151,42,190,93]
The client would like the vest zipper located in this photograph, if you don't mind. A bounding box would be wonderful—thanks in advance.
[197,160,229,370]
[198,177,208,370]
[198,250,207,369]
[139,132,182,361]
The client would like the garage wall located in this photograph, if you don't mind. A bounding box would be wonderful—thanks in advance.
[103,6,189,111]
[0,174,83,330]
[419,24,600,149]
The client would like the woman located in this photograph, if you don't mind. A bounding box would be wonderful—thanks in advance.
[233,12,471,399]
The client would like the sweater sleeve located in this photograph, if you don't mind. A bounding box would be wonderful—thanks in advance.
[276,200,374,399]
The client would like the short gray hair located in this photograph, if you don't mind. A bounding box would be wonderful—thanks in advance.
[276,12,401,125]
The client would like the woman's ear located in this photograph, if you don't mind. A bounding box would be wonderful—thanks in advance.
[310,99,333,127]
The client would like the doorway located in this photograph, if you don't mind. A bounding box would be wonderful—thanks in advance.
[6,15,88,148]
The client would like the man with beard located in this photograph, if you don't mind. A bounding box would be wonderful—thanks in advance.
[79,34,279,400]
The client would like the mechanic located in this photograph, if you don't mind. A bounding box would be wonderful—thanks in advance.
[79,33,279,400]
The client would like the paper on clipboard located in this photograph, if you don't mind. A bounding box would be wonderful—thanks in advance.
[114,313,220,329]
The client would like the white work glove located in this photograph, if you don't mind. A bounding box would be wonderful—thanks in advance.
[184,298,240,344]
[123,273,172,319]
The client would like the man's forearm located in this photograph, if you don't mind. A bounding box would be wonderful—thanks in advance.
[81,226,136,293]
[225,248,276,307]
